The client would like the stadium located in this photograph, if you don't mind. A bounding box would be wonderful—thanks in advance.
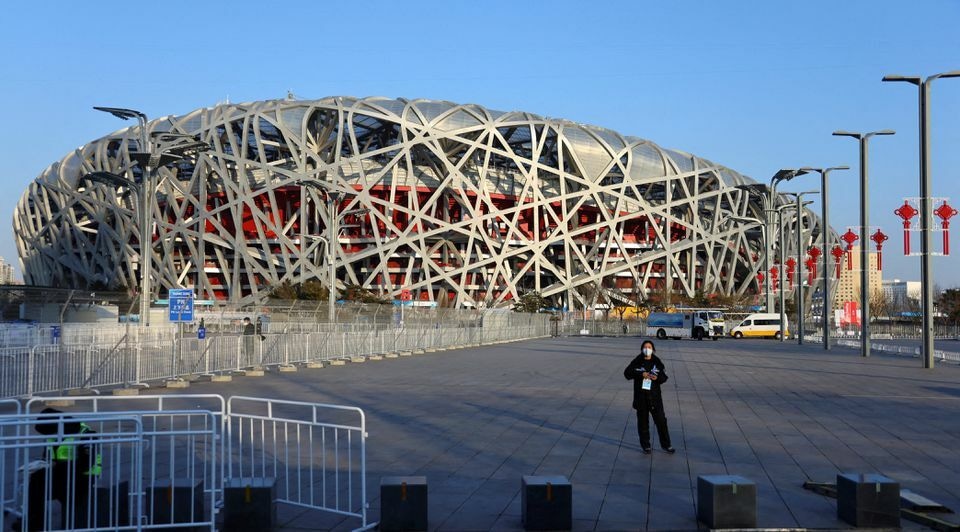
[15,96,831,309]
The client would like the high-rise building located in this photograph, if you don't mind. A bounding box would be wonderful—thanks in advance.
[882,279,921,315]
[834,245,881,308]
[0,257,15,285]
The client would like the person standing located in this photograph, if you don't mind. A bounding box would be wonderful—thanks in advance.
[624,340,676,454]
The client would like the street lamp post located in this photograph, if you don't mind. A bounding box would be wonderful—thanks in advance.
[93,108,210,327]
[782,192,819,344]
[296,179,368,325]
[833,129,896,358]
[882,70,960,369]
[799,166,851,350]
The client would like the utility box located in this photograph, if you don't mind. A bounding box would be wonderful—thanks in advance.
[92,480,130,527]
[147,478,205,531]
[837,473,900,528]
[223,477,277,531]
[380,476,428,531]
[697,475,757,529]
[521,475,572,531]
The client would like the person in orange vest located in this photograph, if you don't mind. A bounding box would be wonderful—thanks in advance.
[19,408,101,531]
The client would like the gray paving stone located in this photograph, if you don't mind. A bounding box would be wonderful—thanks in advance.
[150,336,960,530]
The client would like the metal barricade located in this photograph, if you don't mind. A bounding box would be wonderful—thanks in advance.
[226,396,370,528]
[26,394,227,512]
[0,412,144,531]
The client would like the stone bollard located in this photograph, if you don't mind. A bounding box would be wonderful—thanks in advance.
[380,476,428,531]
[837,473,900,528]
[223,477,277,531]
[521,475,571,531]
[697,475,757,529]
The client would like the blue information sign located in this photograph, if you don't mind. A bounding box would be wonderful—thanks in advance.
[168,289,195,323]
[197,327,206,340]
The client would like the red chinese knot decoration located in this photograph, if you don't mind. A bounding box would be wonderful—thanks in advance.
[894,200,919,255]
[830,245,845,277]
[841,229,859,270]
[804,257,816,285]
[934,201,958,256]
[870,229,888,270]
[769,266,779,291]
[785,257,796,290]
[807,246,821,282]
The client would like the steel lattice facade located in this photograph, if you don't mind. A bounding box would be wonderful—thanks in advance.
[15,96,833,308]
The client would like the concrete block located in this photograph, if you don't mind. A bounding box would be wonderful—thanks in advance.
[67,388,96,396]
[368,354,384,360]
[278,365,298,373]
[522,475,571,531]
[148,478,204,530]
[245,368,265,377]
[385,353,400,358]
[380,476,428,531]
[350,356,366,363]
[399,351,413,357]
[304,362,324,368]
[210,374,233,382]
[165,379,190,389]
[837,473,900,528]
[92,480,130,527]
[112,388,139,396]
[223,477,276,531]
[697,475,757,529]
[329,360,346,366]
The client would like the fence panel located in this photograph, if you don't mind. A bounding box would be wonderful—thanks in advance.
[0,413,144,532]
[226,396,370,527]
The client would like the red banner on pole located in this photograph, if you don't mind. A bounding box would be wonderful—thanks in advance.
[831,245,845,278]
[870,229,888,270]
[934,201,957,256]
[894,200,918,255]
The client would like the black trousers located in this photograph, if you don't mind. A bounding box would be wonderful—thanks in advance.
[635,391,672,449]
[26,465,90,530]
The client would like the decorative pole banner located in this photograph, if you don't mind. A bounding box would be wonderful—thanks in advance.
[785,257,796,290]
[831,245,845,277]
[870,228,888,270]
[934,201,957,256]
[807,246,821,280]
[804,257,816,286]
[841,229,859,270]
[769,265,779,291]
[894,200,918,255]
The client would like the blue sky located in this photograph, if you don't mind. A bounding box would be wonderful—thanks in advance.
[1,0,959,287]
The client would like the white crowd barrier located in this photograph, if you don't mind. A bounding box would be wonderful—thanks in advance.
[5,394,372,530]
[0,317,550,398]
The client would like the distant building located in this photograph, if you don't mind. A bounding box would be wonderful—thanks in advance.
[834,246,882,308]
[0,257,15,285]
[882,278,921,315]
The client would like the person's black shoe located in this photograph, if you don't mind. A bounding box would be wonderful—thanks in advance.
[643,447,652,454]
[664,447,676,454]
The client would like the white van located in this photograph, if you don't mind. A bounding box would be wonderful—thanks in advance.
[729,313,789,339]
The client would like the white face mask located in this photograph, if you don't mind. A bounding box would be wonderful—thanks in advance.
[642,347,653,357]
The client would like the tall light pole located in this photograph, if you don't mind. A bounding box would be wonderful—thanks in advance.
[767,171,797,311]
[94,107,151,325]
[833,129,896,358]
[799,166,850,350]
[767,202,811,342]
[93,108,210,327]
[782,192,819,345]
[882,70,960,369]
[296,179,368,324]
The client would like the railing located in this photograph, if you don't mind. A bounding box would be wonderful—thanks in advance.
[4,394,370,530]
[0,318,551,399]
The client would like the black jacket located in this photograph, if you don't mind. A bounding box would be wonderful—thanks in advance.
[623,353,669,408]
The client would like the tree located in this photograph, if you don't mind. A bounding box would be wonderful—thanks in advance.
[938,288,960,322]
[298,280,327,301]
[512,291,549,313]
[269,280,298,300]
[869,288,891,321]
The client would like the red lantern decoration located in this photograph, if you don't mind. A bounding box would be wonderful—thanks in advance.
[769,265,779,291]
[870,229,889,270]
[756,272,764,285]
[831,245,845,277]
[934,201,958,256]
[785,257,796,290]
[840,229,859,270]
[804,257,816,285]
[894,200,919,255]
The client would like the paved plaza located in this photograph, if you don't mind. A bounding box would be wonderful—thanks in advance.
[171,335,960,530]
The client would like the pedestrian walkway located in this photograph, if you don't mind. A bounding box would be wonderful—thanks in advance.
[164,336,960,530]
